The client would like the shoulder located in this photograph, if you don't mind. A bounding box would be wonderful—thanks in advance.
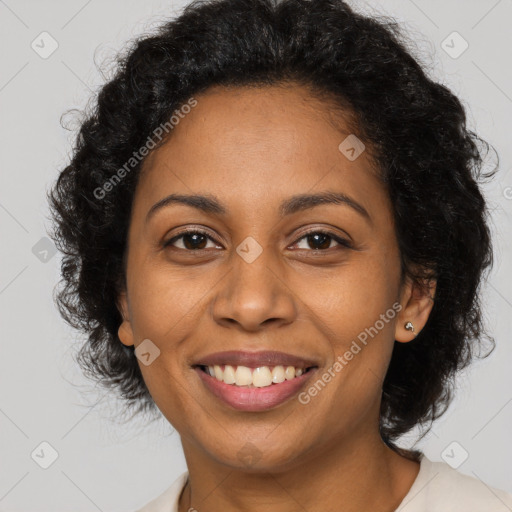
[133,471,189,512]
[396,455,512,512]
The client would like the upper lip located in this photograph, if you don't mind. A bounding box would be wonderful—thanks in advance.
[193,350,319,369]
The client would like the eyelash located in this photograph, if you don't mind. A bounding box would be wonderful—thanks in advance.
[163,228,353,252]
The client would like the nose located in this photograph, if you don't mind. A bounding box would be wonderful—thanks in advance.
[211,248,297,332]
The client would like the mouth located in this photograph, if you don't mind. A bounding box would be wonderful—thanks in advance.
[195,363,317,388]
[192,363,319,412]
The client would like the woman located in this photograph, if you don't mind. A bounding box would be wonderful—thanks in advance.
[48,0,512,510]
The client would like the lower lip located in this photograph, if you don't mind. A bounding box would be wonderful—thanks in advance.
[194,366,318,412]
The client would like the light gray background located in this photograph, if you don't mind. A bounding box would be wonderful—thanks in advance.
[1,0,511,510]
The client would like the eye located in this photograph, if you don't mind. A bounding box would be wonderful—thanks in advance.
[290,230,352,251]
[163,229,221,251]
[163,228,352,253]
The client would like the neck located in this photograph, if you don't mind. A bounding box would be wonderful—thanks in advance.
[178,428,420,512]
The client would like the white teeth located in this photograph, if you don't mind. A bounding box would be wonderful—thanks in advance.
[214,365,223,381]
[203,364,309,388]
[223,364,236,384]
[252,367,273,387]
[272,365,285,383]
[234,365,253,386]
[285,366,296,380]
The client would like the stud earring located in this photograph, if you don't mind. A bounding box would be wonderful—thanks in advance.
[404,321,417,337]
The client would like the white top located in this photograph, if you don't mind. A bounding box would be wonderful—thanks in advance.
[135,454,512,511]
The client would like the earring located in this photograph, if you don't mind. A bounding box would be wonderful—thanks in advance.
[404,321,417,337]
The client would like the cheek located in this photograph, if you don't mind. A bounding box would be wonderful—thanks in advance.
[136,361,195,437]
[127,261,217,341]
[298,255,398,340]
[294,250,400,404]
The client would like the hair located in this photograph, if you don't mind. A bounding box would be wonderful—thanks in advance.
[48,0,497,458]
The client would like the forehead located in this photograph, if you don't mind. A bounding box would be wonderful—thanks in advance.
[153,83,358,164]
[135,83,389,222]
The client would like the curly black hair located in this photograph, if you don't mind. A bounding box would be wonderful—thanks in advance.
[47,0,497,456]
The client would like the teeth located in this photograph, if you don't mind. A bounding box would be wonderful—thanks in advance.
[252,367,273,387]
[204,364,309,388]
[235,366,253,386]
[214,365,223,381]
[223,364,236,384]
[272,365,285,383]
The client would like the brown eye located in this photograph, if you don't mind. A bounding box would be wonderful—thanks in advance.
[163,229,220,251]
[291,230,352,251]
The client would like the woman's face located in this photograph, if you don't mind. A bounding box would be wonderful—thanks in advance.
[117,83,430,471]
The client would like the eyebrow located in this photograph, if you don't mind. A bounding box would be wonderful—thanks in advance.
[145,191,372,225]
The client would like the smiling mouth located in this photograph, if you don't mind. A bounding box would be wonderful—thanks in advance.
[196,364,317,388]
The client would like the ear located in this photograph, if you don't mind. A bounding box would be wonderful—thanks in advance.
[117,290,135,347]
[394,274,436,343]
